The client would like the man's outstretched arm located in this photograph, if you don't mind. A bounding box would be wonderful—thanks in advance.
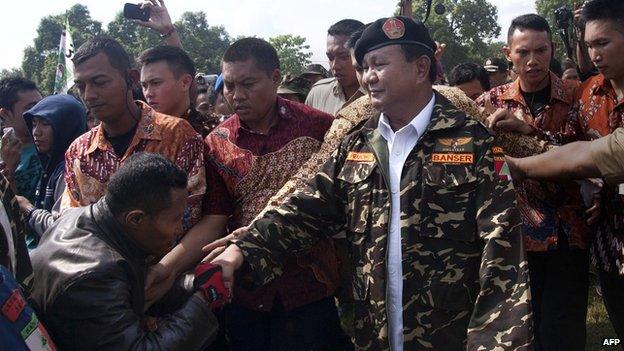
[508,140,599,182]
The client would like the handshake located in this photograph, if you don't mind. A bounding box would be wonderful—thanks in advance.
[193,262,231,309]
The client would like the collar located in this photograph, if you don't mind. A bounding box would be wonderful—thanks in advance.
[589,74,624,109]
[363,91,466,133]
[331,78,344,99]
[332,79,367,101]
[500,72,572,106]
[378,94,435,142]
[236,96,291,135]
[590,74,616,96]
[86,101,163,155]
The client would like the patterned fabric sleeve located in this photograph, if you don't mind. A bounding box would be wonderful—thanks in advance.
[233,147,347,286]
[473,89,552,157]
[60,142,81,210]
[467,135,533,350]
[174,133,206,231]
[202,156,235,217]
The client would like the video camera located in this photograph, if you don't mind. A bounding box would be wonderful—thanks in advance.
[196,74,218,88]
[554,6,575,60]
[555,6,573,30]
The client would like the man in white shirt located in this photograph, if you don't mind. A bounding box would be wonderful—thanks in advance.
[209,16,532,351]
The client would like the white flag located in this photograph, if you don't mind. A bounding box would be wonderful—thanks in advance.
[54,20,75,94]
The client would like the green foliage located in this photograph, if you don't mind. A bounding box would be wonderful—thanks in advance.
[409,0,502,76]
[175,12,231,74]
[21,4,103,95]
[268,35,312,76]
[21,4,231,95]
[107,12,162,63]
[0,68,22,79]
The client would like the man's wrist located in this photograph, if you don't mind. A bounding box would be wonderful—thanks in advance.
[159,25,176,39]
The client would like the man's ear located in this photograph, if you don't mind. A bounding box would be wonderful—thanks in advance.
[0,108,11,122]
[128,69,141,87]
[124,209,146,228]
[415,55,432,81]
[181,73,193,90]
[502,46,512,63]
[271,69,282,87]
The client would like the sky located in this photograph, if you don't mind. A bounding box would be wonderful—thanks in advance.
[0,0,536,71]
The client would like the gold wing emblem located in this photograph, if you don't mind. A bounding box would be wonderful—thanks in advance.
[437,138,454,146]
[437,137,472,147]
[455,137,473,146]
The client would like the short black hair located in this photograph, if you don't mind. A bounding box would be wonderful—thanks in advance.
[222,38,280,76]
[73,37,132,76]
[105,153,187,216]
[401,44,437,83]
[138,45,196,78]
[507,14,552,44]
[0,76,39,111]
[582,0,624,27]
[328,19,365,37]
[346,24,368,50]
[449,62,491,91]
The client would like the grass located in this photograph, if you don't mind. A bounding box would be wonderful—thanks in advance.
[586,275,619,350]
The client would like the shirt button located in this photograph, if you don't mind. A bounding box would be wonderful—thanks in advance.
[394,149,401,156]
[389,266,396,274]
[391,186,398,194]
[390,304,397,313]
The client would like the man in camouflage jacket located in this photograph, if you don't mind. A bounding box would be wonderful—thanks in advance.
[211,17,532,350]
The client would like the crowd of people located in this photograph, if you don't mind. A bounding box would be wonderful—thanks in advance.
[3,0,624,349]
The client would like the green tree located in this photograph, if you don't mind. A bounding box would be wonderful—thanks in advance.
[107,11,230,74]
[268,35,312,76]
[405,0,501,76]
[21,4,103,95]
[175,12,231,74]
[107,12,161,62]
[535,0,577,61]
[0,68,22,79]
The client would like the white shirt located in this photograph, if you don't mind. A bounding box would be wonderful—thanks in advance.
[377,94,435,351]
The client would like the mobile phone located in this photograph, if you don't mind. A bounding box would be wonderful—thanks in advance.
[123,3,150,21]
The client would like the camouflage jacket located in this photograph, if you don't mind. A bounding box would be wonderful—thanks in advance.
[234,92,532,350]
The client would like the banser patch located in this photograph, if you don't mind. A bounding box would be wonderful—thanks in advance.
[432,136,474,164]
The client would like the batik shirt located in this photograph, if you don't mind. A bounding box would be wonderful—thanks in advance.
[204,96,339,312]
[61,101,205,232]
[476,73,589,251]
[565,74,624,273]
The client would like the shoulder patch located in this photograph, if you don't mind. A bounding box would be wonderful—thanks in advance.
[492,145,512,181]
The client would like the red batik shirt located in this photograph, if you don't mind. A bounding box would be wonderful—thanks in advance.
[476,73,590,252]
[204,97,339,312]
[61,101,206,232]
[565,74,624,273]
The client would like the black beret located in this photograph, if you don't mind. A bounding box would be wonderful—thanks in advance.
[354,16,436,66]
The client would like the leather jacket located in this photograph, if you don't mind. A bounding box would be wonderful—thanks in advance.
[29,199,217,350]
